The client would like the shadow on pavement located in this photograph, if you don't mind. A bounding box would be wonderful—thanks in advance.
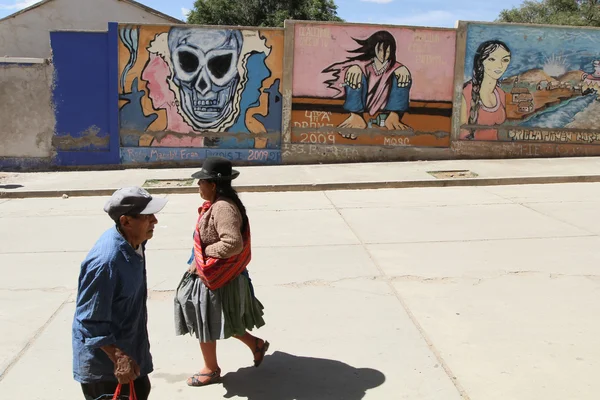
[222,351,385,400]
[0,184,23,189]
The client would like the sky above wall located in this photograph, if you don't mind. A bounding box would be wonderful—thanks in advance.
[0,0,525,27]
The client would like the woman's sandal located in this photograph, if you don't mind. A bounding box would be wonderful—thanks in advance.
[187,368,221,387]
[253,339,270,368]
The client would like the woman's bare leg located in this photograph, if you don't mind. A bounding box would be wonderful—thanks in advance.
[234,332,269,364]
[187,341,220,385]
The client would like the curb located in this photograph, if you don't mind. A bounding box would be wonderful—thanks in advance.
[2,174,600,199]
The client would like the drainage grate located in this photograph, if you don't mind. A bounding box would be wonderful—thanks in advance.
[427,170,478,179]
[142,178,194,188]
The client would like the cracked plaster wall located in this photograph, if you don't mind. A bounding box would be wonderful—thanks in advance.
[0,62,55,158]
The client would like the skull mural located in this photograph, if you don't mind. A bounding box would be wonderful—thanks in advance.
[168,28,244,130]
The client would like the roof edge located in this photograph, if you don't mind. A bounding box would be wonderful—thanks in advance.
[0,0,53,23]
[0,0,185,25]
[121,0,184,24]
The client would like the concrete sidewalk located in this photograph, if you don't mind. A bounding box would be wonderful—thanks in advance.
[2,183,600,399]
[3,157,600,198]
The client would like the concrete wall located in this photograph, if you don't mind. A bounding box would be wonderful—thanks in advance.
[117,24,283,166]
[284,21,456,164]
[0,58,55,167]
[451,21,600,159]
[0,0,181,58]
[3,19,600,171]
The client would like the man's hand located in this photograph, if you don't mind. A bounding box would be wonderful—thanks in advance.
[114,350,140,384]
[101,345,140,384]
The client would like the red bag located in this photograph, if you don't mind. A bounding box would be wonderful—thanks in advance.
[111,382,137,400]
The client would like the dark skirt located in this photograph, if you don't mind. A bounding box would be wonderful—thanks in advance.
[174,271,265,342]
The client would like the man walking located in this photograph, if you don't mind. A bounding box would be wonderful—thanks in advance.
[72,187,168,400]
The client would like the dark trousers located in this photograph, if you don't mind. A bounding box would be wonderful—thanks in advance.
[81,376,151,400]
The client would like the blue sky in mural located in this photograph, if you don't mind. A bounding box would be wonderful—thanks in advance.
[464,24,600,81]
[0,0,523,28]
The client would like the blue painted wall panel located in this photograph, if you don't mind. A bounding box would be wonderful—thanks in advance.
[50,26,120,166]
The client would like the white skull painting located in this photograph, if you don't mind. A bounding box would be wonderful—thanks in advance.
[168,28,244,130]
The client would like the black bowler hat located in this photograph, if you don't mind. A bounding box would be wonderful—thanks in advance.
[192,157,240,181]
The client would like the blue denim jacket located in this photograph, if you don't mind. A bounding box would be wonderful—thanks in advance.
[72,226,152,383]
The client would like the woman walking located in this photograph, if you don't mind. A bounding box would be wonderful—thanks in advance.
[174,156,269,387]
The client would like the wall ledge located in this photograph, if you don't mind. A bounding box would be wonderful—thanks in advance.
[0,57,49,65]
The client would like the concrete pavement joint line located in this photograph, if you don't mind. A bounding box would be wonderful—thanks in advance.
[1,234,598,255]
[150,278,171,291]
[0,207,336,218]
[323,193,472,400]
[358,234,597,246]
[326,202,515,210]
[479,186,600,236]
[273,276,397,296]
[386,272,600,283]
[255,234,600,246]
[518,202,599,236]
[277,279,395,298]
[0,296,70,383]
[275,275,455,287]
[471,271,600,285]
[472,185,518,205]
[4,174,600,199]
[277,272,600,286]
[144,270,600,295]
[0,250,90,255]
[0,287,73,292]
[277,276,368,288]
[487,199,600,205]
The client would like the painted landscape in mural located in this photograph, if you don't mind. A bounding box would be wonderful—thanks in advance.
[117,25,283,163]
[292,23,456,148]
[460,24,600,143]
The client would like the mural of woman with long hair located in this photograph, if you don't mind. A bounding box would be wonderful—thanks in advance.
[323,30,412,139]
[460,40,511,140]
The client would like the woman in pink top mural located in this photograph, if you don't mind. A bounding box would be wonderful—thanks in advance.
[460,40,512,141]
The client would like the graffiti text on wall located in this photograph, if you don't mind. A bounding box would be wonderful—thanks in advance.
[508,129,600,144]
[121,147,281,164]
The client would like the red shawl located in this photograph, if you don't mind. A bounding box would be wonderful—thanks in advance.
[193,201,251,290]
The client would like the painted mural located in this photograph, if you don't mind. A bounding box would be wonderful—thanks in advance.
[117,25,283,164]
[460,23,600,144]
[291,23,456,148]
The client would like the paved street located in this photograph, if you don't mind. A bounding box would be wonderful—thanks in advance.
[0,183,599,399]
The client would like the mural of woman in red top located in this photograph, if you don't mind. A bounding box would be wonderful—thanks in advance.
[460,40,512,140]
[323,31,412,139]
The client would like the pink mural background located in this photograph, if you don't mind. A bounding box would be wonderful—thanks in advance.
[293,24,457,101]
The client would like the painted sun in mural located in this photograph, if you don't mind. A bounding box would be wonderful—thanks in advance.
[543,54,568,77]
